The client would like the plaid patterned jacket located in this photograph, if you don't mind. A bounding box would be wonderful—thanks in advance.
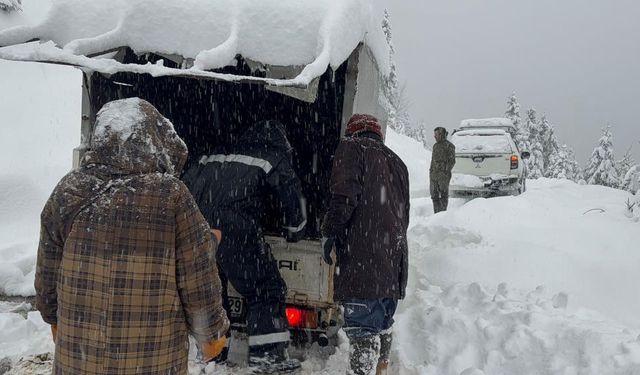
[35,98,229,374]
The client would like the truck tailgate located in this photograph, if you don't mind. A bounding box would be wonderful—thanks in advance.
[267,236,334,308]
[453,153,512,177]
[227,236,335,312]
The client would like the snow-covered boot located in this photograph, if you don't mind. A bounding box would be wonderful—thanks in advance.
[248,342,301,374]
[247,357,301,374]
[349,335,381,375]
[376,331,392,375]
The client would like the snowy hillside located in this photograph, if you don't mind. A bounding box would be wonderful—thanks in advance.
[0,64,639,374]
[388,131,640,375]
[386,129,431,197]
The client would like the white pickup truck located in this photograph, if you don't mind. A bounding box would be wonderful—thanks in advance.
[450,119,530,197]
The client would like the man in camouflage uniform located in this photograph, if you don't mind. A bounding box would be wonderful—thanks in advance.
[430,127,456,213]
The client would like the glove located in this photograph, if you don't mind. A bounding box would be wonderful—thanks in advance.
[51,324,57,343]
[321,236,335,265]
[210,228,222,243]
[201,336,227,363]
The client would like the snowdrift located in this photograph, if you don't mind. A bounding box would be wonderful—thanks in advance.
[385,129,431,198]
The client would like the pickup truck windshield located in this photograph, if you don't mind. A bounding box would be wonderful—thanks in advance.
[452,134,512,153]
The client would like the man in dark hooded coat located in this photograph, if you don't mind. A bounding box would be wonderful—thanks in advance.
[183,120,306,373]
[321,114,410,375]
[35,98,229,375]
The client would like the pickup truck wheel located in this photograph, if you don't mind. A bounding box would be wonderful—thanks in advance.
[518,179,526,195]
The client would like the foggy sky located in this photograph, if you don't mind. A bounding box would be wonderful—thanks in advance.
[376,0,640,164]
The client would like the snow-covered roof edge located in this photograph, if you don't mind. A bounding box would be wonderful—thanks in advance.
[0,0,391,87]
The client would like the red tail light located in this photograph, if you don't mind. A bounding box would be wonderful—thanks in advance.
[510,155,519,169]
[286,307,318,329]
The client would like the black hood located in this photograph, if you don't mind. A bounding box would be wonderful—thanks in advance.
[239,120,293,153]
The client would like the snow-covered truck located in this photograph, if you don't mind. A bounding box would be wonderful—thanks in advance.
[450,118,530,197]
[0,0,394,354]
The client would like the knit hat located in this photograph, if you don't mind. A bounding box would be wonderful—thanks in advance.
[345,114,383,138]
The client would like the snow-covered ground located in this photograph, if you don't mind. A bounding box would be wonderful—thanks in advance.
[0,60,80,298]
[1,61,640,374]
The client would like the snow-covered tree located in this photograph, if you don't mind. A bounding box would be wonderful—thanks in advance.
[615,148,635,182]
[621,165,640,194]
[394,84,412,134]
[0,0,21,12]
[505,92,528,150]
[547,144,580,181]
[505,92,521,130]
[380,9,409,134]
[525,108,544,178]
[567,147,583,181]
[405,121,431,149]
[539,115,560,177]
[584,126,620,188]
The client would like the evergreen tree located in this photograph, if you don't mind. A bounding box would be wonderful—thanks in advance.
[621,165,640,194]
[381,9,408,134]
[584,126,620,188]
[539,115,560,177]
[405,120,430,149]
[547,144,580,181]
[546,144,569,179]
[505,92,522,130]
[525,108,544,178]
[566,147,582,181]
[615,148,635,182]
[505,93,529,151]
[0,0,21,12]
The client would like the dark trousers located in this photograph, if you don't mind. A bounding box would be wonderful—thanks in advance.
[342,298,398,338]
[217,236,289,357]
[430,177,450,213]
[343,299,398,375]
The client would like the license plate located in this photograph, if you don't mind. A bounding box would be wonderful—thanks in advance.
[227,297,245,318]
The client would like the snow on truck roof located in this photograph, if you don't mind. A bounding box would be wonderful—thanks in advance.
[460,118,515,129]
[0,0,389,87]
[452,130,513,153]
[454,129,508,136]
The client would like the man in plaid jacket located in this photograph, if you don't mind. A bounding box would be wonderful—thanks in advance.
[35,98,229,374]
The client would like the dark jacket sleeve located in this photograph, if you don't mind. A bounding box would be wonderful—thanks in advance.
[174,182,229,343]
[181,160,205,200]
[35,195,65,325]
[321,140,364,237]
[267,156,307,234]
[400,165,411,299]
